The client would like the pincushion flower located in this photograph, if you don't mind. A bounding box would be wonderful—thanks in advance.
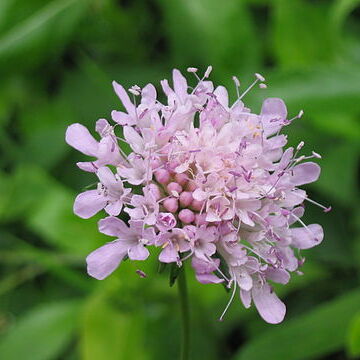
[66,67,329,324]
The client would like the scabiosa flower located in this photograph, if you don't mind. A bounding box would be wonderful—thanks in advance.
[66,67,329,324]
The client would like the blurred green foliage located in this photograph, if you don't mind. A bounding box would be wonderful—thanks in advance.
[0,0,359,359]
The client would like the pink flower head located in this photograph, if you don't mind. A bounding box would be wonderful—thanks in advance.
[66,68,328,324]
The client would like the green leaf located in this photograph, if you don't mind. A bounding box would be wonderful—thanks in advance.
[159,0,261,73]
[169,263,181,287]
[247,66,360,115]
[347,312,360,357]
[271,0,335,68]
[314,142,359,206]
[18,99,77,168]
[233,289,360,360]
[0,301,80,360]
[80,294,148,360]
[0,164,106,254]
[0,0,89,73]
[331,0,360,30]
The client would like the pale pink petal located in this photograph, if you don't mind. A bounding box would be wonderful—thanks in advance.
[105,200,123,216]
[261,98,287,120]
[112,81,136,116]
[96,167,117,188]
[77,161,98,172]
[265,268,290,284]
[196,273,223,284]
[73,190,106,219]
[95,118,110,136]
[260,98,287,136]
[123,126,144,154]
[141,84,157,106]
[252,284,286,324]
[66,123,98,156]
[159,244,178,263]
[237,271,253,291]
[214,86,229,108]
[240,289,252,309]
[98,216,129,237]
[291,162,321,186]
[86,240,127,280]
[111,110,135,126]
[128,244,149,261]
[291,224,324,249]
[173,69,188,101]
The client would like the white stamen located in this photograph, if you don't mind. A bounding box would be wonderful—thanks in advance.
[232,76,240,87]
[232,76,240,98]
[296,141,305,151]
[301,195,331,213]
[259,83,267,89]
[255,73,265,82]
[129,86,140,96]
[204,66,213,78]
[219,274,237,321]
[312,151,322,159]
[237,73,264,101]
[291,213,318,239]
[187,67,198,73]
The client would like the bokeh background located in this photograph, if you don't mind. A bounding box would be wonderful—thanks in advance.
[0,0,360,359]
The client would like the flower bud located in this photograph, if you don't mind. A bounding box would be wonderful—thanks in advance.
[179,209,195,224]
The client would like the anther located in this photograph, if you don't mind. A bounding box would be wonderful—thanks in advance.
[312,151,322,159]
[187,67,198,73]
[255,73,265,82]
[296,141,305,151]
[204,66,213,78]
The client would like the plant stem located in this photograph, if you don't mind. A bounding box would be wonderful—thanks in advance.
[177,266,190,360]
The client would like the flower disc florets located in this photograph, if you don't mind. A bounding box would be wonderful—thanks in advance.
[66,67,328,324]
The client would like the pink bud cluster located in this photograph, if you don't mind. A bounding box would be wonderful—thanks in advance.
[65,67,328,323]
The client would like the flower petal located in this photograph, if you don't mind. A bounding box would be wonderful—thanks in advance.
[96,166,117,188]
[86,240,127,280]
[141,83,157,106]
[291,224,324,249]
[123,126,144,154]
[291,162,321,186]
[128,244,150,261]
[173,69,188,102]
[73,190,106,219]
[105,200,123,216]
[240,289,251,309]
[252,283,286,324]
[65,123,98,157]
[159,244,179,263]
[265,268,290,284]
[98,216,129,237]
[112,81,136,116]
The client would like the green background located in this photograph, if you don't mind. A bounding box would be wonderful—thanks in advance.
[0,0,360,359]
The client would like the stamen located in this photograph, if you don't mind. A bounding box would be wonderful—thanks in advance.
[204,66,213,78]
[255,73,265,82]
[312,151,322,159]
[187,67,198,73]
[238,76,260,101]
[291,213,319,240]
[259,83,267,89]
[218,273,237,321]
[129,85,141,96]
[241,243,270,264]
[232,76,241,98]
[300,195,332,213]
[296,141,305,151]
